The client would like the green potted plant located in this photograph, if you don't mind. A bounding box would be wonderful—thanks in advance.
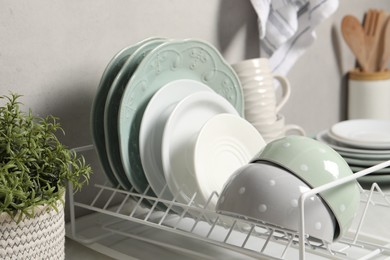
[0,93,92,259]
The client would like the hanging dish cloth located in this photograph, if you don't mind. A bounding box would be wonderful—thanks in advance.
[250,0,339,75]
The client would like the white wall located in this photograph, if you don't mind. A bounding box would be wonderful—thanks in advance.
[1,0,389,219]
[0,0,261,146]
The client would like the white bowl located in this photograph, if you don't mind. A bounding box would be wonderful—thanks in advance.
[216,162,336,242]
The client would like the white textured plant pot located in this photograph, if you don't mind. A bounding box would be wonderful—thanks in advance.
[0,196,65,260]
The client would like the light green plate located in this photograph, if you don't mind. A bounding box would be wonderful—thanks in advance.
[91,38,159,187]
[118,39,244,194]
[356,174,390,190]
[350,165,390,174]
[104,38,167,190]
[337,150,390,160]
[344,157,388,167]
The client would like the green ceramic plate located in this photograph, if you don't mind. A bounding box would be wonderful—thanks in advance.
[104,38,167,190]
[357,174,390,187]
[350,165,390,174]
[344,157,388,167]
[337,150,390,160]
[118,39,244,193]
[91,38,160,187]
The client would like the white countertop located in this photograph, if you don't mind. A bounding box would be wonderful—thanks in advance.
[65,238,114,260]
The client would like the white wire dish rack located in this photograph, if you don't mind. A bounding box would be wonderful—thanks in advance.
[66,145,390,260]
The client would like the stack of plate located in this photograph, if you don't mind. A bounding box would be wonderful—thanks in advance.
[316,119,390,185]
[91,37,266,211]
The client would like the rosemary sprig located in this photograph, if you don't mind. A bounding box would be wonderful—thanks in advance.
[0,93,92,222]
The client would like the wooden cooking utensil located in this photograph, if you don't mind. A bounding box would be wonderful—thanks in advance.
[341,15,369,72]
[363,9,376,71]
[364,9,386,72]
[379,16,390,71]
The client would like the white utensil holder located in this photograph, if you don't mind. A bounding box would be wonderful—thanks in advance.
[348,69,390,120]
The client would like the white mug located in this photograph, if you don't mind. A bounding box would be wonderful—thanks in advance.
[232,58,291,126]
[232,58,274,73]
[348,70,390,120]
[240,75,291,114]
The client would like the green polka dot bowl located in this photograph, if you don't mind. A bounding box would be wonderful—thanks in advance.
[216,162,337,242]
[250,136,361,240]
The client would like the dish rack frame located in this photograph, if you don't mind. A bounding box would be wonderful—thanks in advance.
[67,145,390,259]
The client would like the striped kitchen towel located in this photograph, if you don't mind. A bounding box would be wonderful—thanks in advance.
[250,0,339,75]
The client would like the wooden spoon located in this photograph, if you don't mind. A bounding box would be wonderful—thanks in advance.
[379,16,390,71]
[341,15,369,72]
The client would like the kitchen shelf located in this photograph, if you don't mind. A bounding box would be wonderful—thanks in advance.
[66,145,390,259]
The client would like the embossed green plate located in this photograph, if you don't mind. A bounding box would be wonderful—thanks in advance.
[104,38,167,190]
[91,37,163,187]
[118,39,244,194]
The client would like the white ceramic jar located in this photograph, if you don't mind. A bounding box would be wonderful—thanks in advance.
[348,69,390,120]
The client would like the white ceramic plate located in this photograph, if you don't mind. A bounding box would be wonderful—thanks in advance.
[316,130,390,155]
[330,120,390,149]
[139,79,213,200]
[161,91,239,206]
[193,114,266,209]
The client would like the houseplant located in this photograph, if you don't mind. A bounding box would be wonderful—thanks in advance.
[0,93,92,259]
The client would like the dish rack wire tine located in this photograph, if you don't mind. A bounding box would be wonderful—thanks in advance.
[115,193,130,214]
[352,181,390,244]
[190,192,220,232]
[158,187,181,225]
[281,235,294,259]
[241,224,256,248]
[205,215,220,238]
[223,219,237,243]
[103,185,119,210]
[143,189,159,221]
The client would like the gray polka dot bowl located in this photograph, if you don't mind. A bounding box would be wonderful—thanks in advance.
[250,136,361,241]
[215,162,337,242]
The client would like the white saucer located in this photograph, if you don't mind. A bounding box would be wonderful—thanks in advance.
[316,130,390,155]
[192,114,266,209]
[330,120,390,149]
[139,79,213,200]
[161,91,239,206]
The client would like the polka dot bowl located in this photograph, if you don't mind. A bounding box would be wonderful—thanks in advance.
[250,136,361,240]
[215,162,337,242]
